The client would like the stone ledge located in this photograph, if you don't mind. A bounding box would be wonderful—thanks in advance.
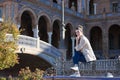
[43,76,120,80]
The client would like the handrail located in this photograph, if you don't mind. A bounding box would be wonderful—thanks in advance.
[79,59,120,71]
[6,34,62,58]
[77,59,120,76]
[87,12,120,20]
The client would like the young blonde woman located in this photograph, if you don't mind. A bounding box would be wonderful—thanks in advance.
[70,25,96,77]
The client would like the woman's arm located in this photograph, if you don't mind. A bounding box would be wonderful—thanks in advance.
[75,36,87,51]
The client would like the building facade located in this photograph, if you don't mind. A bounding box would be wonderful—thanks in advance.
[0,0,120,66]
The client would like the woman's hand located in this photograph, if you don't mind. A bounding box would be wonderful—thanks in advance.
[76,36,80,40]
[76,36,80,46]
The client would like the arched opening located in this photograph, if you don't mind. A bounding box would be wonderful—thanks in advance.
[20,11,33,37]
[89,0,94,15]
[0,54,52,77]
[52,20,60,48]
[109,24,120,50]
[65,24,72,60]
[53,0,57,3]
[90,27,102,59]
[69,0,77,11]
[38,16,48,42]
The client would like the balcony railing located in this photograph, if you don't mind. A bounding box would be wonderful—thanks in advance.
[87,12,120,20]
[39,0,84,18]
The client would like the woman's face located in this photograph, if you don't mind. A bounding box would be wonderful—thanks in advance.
[75,29,82,36]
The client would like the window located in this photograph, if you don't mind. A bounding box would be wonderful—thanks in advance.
[112,2,118,12]
[89,0,94,15]
[69,0,77,11]
[53,0,57,3]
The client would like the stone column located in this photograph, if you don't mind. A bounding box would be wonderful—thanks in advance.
[87,0,90,15]
[59,0,66,76]
[82,0,86,13]
[102,29,109,58]
[48,32,52,44]
[33,25,40,48]
[71,36,75,57]
[61,0,66,40]
[59,0,66,47]
[37,25,40,48]
[33,25,39,38]
[77,0,82,13]
[94,3,97,14]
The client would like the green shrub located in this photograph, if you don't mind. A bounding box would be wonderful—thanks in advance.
[18,67,44,80]
[0,77,6,80]
[0,20,19,70]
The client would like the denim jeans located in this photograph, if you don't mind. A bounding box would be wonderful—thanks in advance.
[73,50,86,64]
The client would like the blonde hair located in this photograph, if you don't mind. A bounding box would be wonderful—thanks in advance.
[76,25,83,32]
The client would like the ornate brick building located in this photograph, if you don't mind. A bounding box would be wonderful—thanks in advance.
[0,0,120,60]
[0,0,120,76]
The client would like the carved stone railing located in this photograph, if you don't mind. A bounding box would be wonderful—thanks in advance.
[6,34,62,66]
[63,59,120,76]
[38,0,84,18]
[79,59,120,76]
[18,35,37,48]
[87,12,120,20]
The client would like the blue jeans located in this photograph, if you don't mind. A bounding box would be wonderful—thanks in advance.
[73,50,86,64]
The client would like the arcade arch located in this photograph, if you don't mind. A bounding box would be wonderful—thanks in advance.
[109,24,120,50]
[38,16,50,42]
[65,23,73,60]
[53,0,57,3]
[52,20,60,48]
[90,26,102,59]
[19,11,34,37]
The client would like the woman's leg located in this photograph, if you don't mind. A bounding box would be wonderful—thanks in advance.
[78,52,86,63]
[73,50,86,64]
[73,50,81,65]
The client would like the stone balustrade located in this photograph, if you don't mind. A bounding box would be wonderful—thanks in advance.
[6,34,62,67]
[79,59,120,77]
[87,12,120,20]
[63,59,120,77]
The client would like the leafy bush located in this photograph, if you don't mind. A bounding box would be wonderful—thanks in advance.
[18,67,44,80]
[0,77,6,80]
[0,20,19,70]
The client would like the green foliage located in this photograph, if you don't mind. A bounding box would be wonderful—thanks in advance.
[0,20,19,70]
[18,67,44,80]
[0,77,6,80]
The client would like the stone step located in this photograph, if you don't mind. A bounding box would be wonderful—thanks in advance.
[44,76,120,80]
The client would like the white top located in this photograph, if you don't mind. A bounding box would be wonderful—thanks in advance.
[75,35,96,62]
